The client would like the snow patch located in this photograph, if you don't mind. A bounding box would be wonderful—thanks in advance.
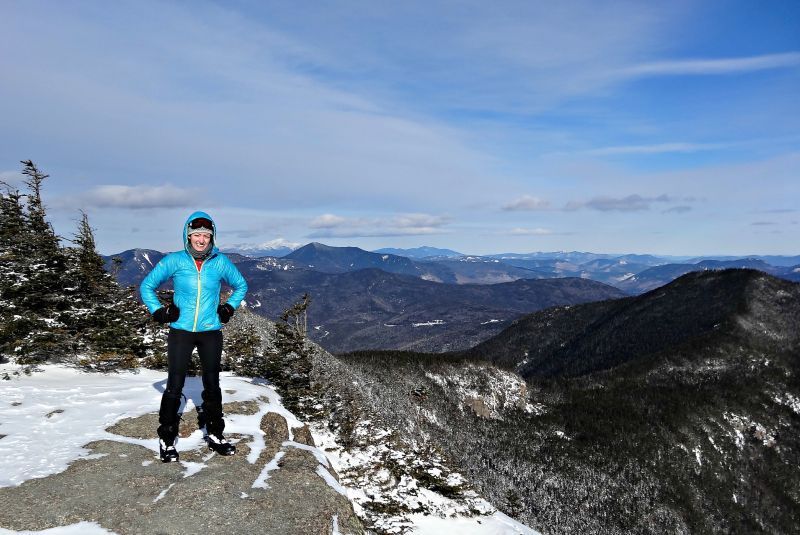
[252,450,285,489]
[0,364,285,487]
[153,483,175,503]
[0,521,117,534]
[413,319,445,327]
[180,461,207,478]
[316,465,348,496]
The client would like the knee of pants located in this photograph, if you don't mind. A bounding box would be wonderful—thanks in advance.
[201,370,221,388]
[163,387,183,400]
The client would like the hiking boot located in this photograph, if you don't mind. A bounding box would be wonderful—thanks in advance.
[206,433,236,456]
[159,439,179,463]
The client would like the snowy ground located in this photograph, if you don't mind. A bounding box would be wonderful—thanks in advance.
[0,363,538,535]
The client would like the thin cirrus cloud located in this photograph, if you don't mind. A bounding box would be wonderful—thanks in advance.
[307,212,451,238]
[65,185,200,210]
[585,142,729,156]
[619,52,800,77]
[509,227,555,236]
[502,195,552,211]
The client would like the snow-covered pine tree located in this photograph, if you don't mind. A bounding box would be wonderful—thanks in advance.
[267,293,314,413]
[223,327,264,376]
[1,160,149,367]
[0,161,73,362]
[66,211,148,370]
[0,183,30,361]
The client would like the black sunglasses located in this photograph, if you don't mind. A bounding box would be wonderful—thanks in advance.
[188,217,213,230]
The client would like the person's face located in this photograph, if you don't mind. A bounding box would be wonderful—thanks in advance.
[189,232,211,251]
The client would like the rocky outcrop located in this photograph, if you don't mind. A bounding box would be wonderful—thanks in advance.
[0,399,363,535]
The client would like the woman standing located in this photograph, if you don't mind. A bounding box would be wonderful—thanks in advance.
[140,211,248,463]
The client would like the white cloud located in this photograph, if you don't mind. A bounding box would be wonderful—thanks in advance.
[586,142,728,156]
[64,184,199,210]
[306,212,451,238]
[509,227,554,236]
[502,195,552,211]
[621,52,800,77]
[309,214,349,228]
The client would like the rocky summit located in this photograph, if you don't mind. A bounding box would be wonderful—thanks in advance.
[0,397,363,535]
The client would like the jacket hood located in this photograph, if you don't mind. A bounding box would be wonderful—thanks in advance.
[183,210,218,256]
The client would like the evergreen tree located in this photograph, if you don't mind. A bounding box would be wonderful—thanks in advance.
[0,161,72,362]
[0,184,31,360]
[0,160,149,366]
[223,327,264,376]
[267,293,314,413]
[65,211,147,369]
[73,211,109,296]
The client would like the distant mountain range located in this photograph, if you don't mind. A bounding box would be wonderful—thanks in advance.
[106,242,799,353]
[218,261,626,353]
[372,246,463,258]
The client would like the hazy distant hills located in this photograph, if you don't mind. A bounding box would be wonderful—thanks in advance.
[352,269,800,533]
[109,242,800,293]
[465,268,800,378]
[107,242,799,354]
[281,242,545,284]
[616,258,800,293]
[229,261,627,352]
[373,246,462,258]
[284,242,430,275]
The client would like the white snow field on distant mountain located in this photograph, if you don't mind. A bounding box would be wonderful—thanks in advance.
[0,364,538,535]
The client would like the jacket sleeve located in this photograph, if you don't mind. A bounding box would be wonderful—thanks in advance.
[221,256,248,309]
[140,255,176,313]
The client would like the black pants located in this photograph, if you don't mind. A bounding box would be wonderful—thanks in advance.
[158,328,225,442]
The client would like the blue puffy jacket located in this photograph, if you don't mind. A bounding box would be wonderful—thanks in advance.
[140,211,248,332]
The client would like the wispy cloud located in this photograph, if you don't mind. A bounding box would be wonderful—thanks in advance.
[621,52,800,77]
[509,227,555,236]
[565,194,673,212]
[502,195,552,211]
[586,142,728,156]
[307,212,452,238]
[309,214,349,228]
[62,184,200,210]
[751,221,777,226]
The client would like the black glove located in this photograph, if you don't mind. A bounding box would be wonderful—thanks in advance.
[153,304,180,324]
[217,303,235,323]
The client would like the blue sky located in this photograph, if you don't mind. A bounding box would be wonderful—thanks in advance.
[1,0,798,256]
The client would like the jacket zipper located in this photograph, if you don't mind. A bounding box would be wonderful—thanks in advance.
[192,260,203,332]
